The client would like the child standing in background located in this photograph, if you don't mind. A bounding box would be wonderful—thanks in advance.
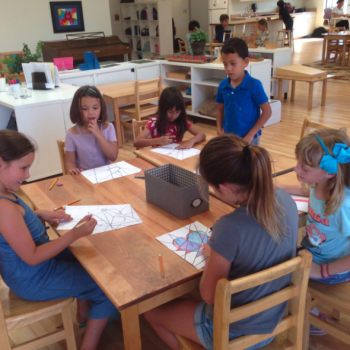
[0,130,118,350]
[144,135,298,350]
[255,19,270,47]
[216,38,271,145]
[185,20,200,55]
[134,87,205,149]
[65,86,118,175]
[214,14,232,43]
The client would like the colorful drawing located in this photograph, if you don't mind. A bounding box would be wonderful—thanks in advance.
[58,8,78,26]
[156,222,212,269]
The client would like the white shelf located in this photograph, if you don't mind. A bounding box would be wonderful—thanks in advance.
[163,77,191,83]
[181,90,192,99]
[195,78,222,87]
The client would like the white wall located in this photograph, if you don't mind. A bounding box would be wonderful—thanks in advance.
[303,0,325,27]
[0,0,112,53]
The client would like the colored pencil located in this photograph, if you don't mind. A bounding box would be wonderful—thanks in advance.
[75,218,91,228]
[159,254,164,278]
[294,199,308,203]
[134,175,145,179]
[49,177,59,190]
[54,199,81,211]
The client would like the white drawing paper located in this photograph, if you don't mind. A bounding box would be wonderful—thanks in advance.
[81,161,141,184]
[292,195,309,213]
[151,144,201,160]
[57,204,142,234]
[156,221,212,269]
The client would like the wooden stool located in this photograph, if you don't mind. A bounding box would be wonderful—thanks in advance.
[277,30,294,53]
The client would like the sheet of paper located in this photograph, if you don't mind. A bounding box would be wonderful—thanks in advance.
[57,204,142,234]
[292,195,309,213]
[156,221,212,270]
[54,57,74,70]
[81,161,142,184]
[151,144,201,160]
[22,63,55,89]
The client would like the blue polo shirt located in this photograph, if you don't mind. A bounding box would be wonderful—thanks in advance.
[216,71,268,138]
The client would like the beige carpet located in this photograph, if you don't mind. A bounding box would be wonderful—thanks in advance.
[303,60,350,84]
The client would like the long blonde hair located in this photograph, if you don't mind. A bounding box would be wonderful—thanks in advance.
[296,128,350,216]
[199,135,286,242]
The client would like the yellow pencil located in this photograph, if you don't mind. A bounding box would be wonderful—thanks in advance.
[159,254,164,279]
[49,177,59,190]
[75,218,91,228]
[54,199,81,211]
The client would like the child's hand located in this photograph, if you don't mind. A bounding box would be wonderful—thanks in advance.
[37,210,73,225]
[159,135,176,146]
[69,168,83,175]
[217,129,224,136]
[177,140,194,149]
[309,261,322,279]
[202,243,211,260]
[243,133,254,145]
[88,119,102,137]
[72,215,97,239]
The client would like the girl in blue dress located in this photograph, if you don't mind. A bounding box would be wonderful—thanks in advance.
[0,130,117,350]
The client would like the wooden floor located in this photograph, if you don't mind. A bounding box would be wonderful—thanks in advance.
[9,39,350,349]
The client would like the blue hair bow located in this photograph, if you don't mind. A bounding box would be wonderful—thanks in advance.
[314,135,350,174]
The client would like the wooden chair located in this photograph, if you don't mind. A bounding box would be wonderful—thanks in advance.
[300,117,339,139]
[119,77,162,142]
[176,250,312,350]
[57,139,67,175]
[0,277,77,350]
[122,119,148,146]
[179,40,188,53]
[326,27,347,63]
[210,43,223,55]
[302,280,350,349]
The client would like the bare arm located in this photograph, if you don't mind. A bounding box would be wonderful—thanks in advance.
[277,184,309,196]
[244,101,272,144]
[310,253,350,279]
[133,127,176,148]
[65,151,83,175]
[176,125,206,149]
[216,103,225,136]
[199,243,231,305]
[0,201,97,266]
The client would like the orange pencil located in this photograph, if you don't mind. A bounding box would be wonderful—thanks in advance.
[54,199,81,211]
[49,177,59,190]
[159,254,164,279]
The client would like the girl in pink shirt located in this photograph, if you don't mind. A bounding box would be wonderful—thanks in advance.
[134,87,205,149]
[65,86,118,175]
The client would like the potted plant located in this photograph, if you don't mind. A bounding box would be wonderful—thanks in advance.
[1,41,44,84]
[189,28,209,55]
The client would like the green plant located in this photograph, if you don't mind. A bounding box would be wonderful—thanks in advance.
[1,41,45,79]
[189,28,209,43]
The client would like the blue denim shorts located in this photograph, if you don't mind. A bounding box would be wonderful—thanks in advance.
[250,134,261,146]
[310,271,350,284]
[194,302,275,350]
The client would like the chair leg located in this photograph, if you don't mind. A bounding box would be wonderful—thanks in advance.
[61,304,77,350]
[302,292,311,350]
[332,309,342,320]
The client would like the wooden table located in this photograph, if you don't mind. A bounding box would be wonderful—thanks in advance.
[322,31,350,67]
[97,81,167,149]
[273,73,333,110]
[21,158,234,350]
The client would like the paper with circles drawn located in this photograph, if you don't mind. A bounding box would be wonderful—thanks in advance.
[151,144,201,160]
[57,204,142,234]
[81,161,141,184]
[156,221,212,269]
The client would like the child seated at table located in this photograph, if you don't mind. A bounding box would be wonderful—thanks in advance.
[255,19,270,47]
[214,14,232,43]
[0,130,119,350]
[144,134,299,349]
[134,87,205,149]
[65,86,118,175]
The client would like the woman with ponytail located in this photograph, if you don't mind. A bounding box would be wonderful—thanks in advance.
[144,135,299,350]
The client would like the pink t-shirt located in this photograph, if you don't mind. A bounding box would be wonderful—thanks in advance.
[65,123,117,170]
[145,116,192,146]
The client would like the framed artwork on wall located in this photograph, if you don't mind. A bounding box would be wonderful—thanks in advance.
[49,1,85,34]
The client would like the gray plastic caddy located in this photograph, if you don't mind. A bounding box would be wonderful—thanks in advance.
[144,164,209,220]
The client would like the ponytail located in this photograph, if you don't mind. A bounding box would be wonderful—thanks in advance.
[199,135,286,241]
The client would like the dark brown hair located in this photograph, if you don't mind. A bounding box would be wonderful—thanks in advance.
[221,38,249,59]
[0,130,36,162]
[258,19,268,28]
[156,87,188,138]
[70,86,108,125]
[220,14,229,22]
[199,135,286,241]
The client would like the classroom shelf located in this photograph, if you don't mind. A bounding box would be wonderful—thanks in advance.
[195,78,222,87]
[163,77,191,83]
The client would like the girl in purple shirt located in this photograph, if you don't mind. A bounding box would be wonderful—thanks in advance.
[65,86,118,175]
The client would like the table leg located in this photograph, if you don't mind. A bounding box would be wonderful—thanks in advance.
[321,79,327,107]
[113,99,123,148]
[308,82,314,110]
[342,38,347,67]
[322,38,326,65]
[277,79,282,101]
[291,81,296,102]
[121,305,142,350]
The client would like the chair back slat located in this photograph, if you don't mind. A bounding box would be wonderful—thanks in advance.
[56,140,67,175]
[300,117,341,139]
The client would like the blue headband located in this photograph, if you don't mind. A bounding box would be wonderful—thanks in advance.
[86,87,97,93]
[314,134,350,174]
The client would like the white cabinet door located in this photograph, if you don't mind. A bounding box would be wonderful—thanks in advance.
[136,64,161,80]
[249,62,271,98]
[94,68,136,86]
[62,100,74,131]
[60,74,94,87]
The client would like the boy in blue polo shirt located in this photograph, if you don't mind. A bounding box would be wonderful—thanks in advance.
[216,38,271,145]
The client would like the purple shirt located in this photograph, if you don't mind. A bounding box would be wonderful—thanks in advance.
[65,123,117,170]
